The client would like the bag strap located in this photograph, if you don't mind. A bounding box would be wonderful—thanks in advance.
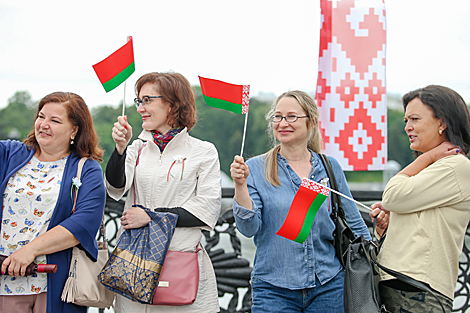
[368,245,445,312]
[319,154,356,264]
[71,158,87,213]
[76,157,86,179]
[318,154,344,218]
[73,157,108,246]
[320,155,444,311]
[320,154,444,311]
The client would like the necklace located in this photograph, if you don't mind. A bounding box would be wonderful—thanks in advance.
[282,152,309,162]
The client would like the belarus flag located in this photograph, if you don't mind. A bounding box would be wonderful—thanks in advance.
[276,178,329,244]
[198,76,250,114]
[93,36,135,93]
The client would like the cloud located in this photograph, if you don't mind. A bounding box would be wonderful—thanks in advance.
[1,0,470,109]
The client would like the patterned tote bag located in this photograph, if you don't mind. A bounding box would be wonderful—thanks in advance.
[98,207,178,304]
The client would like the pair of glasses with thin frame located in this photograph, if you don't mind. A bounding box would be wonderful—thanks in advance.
[271,115,308,123]
[134,96,162,109]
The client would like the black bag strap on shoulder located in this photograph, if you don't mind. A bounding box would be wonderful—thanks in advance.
[319,154,355,266]
[319,154,341,215]
[368,248,446,312]
[319,154,352,227]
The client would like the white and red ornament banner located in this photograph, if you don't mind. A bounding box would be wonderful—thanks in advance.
[315,0,387,171]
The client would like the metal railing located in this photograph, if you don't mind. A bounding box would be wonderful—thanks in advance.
[102,189,470,313]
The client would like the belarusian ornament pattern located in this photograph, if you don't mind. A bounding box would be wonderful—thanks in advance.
[242,85,250,114]
[315,0,387,170]
[301,178,330,196]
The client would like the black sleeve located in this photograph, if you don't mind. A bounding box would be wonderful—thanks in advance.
[105,148,127,188]
[155,207,208,227]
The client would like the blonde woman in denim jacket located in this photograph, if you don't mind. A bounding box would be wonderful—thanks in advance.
[230,91,370,313]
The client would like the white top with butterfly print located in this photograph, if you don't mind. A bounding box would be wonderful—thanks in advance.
[0,156,66,295]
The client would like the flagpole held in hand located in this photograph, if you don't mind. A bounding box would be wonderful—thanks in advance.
[240,110,249,157]
[122,80,127,117]
[316,181,371,211]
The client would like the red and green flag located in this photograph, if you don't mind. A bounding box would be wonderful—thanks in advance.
[93,36,135,93]
[276,178,330,243]
[198,76,250,114]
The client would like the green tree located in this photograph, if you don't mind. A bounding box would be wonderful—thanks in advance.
[2,89,448,182]
[91,103,143,169]
[0,91,37,140]
[387,107,413,168]
[190,86,271,175]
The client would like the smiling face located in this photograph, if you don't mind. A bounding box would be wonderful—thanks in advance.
[137,83,172,133]
[273,96,310,147]
[404,97,446,153]
[34,102,78,157]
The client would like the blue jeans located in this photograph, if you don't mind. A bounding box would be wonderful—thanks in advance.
[251,270,345,313]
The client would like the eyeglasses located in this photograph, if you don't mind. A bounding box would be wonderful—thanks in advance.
[134,96,162,109]
[271,115,309,123]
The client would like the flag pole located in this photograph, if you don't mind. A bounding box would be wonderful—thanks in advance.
[240,110,249,157]
[328,187,372,211]
[122,80,127,117]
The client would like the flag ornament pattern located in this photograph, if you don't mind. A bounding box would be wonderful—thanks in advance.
[198,76,250,114]
[93,36,135,93]
[315,0,387,170]
[276,178,329,244]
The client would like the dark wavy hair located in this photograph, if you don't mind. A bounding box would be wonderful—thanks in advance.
[135,72,197,131]
[403,85,470,155]
[23,92,104,162]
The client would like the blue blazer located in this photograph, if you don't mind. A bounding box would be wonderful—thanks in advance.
[0,140,106,313]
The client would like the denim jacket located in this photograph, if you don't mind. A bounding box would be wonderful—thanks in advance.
[233,151,371,290]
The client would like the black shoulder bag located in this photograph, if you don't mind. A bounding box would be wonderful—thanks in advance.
[319,154,445,313]
[319,153,355,267]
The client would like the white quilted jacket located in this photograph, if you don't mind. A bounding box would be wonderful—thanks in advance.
[106,128,221,313]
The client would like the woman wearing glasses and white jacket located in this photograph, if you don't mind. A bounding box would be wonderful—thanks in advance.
[230,91,370,313]
[105,72,221,313]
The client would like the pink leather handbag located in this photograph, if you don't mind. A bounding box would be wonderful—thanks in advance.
[152,246,201,305]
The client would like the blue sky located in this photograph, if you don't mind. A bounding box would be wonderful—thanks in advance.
[1,0,469,109]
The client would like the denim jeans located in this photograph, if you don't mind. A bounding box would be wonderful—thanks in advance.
[251,270,345,313]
